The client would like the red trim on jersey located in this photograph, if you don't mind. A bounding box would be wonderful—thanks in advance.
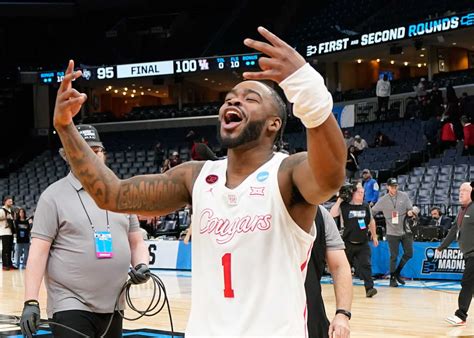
[300,243,313,271]
[301,243,312,338]
[304,305,308,338]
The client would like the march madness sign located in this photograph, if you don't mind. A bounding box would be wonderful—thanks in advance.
[422,247,465,274]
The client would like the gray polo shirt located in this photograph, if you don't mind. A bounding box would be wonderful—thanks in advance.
[319,206,345,250]
[372,190,413,236]
[32,172,140,317]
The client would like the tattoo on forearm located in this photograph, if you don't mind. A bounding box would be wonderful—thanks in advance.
[117,176,184,211]
[60,125,203,213]
[116,161,204,212]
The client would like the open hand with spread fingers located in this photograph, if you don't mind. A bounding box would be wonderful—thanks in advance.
[53,59,87,130]
[242,26,307,84]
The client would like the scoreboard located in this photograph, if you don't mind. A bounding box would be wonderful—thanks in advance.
[38,53,260,84]
[175,54,258,73]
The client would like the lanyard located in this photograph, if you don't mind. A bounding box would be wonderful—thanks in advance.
[389,194,398,210]
[76,190,110,233]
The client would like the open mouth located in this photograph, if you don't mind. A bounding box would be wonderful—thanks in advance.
[222,109,244,130]
[224,110,243,124]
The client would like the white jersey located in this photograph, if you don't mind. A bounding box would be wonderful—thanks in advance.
[187,152,316,337]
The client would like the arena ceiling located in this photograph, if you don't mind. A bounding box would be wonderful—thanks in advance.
[0,0,296,69]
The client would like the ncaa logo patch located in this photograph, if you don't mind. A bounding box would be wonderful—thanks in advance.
[256,171,269,182]
[206,174,218,184]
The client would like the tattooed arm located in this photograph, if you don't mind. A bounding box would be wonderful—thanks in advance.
[60,124,202,215]
[53,60,203,216]
[115,162,203,215]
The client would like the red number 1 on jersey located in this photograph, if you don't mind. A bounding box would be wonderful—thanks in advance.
[221,253,235,298]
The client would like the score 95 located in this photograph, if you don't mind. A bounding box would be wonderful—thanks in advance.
[97,67,115,79]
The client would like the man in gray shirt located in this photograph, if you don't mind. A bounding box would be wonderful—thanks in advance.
[372,178,418,287]
[20,125,150,338]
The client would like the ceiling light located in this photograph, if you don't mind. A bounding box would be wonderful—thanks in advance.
[141,92,144,95]
[132,89,136,93]
[452,42,457,45]
[122,92,126,95]
[357,59,362,63]
[390,60,395,64]
[114,89,118,93]
[421,47,426,51]
[423,63,427,66]
[204,78,209,81]
[376,59,380,63]
[155,91,159,93]
[124,87,128,91]
[131,94,135,98]
[147,88,151,91]
[420,54,424,57]
[417,63,422,68]
[139,86,143,89]
[404,62,408,66]
[132,84,135,87]
[106,88,110,91]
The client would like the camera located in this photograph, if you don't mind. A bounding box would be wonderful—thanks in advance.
[338,183,356,203]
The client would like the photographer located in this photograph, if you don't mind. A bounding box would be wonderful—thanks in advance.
[330,182,378,298]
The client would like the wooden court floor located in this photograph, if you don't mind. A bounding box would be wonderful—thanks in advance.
[1,269,474,337]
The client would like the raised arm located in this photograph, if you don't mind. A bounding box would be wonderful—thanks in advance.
[53,60,202,216]
[243,27,345,205]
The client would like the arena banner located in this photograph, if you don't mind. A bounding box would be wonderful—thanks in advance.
[304,11,474,57]
[370,241,463,280]
[146,239,191,270]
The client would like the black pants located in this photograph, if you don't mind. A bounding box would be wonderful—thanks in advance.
[345,242,374,290]
[387,234,413,274]
[50,310,123,338]
[1,235,13,268]
[305,258,330,338]
[377,96,389,118]
[455,257,474,321]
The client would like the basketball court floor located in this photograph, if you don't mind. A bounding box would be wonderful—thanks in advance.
[1,269,473,337]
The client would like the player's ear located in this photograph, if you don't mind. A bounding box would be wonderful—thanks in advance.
[268,117,281,133]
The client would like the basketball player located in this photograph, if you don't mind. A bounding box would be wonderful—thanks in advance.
[52,27,346,336]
